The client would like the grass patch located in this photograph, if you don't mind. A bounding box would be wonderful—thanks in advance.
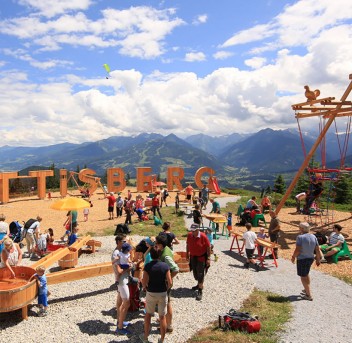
[103,206,189,239]
[187,289,292,343]
[332,272,352,285]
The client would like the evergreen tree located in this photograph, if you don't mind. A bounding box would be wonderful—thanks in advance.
[265,185,272,194]
[273,174,286,194]
[334,174,352,204]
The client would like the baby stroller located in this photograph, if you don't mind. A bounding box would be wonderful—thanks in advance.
[9,221,24,248]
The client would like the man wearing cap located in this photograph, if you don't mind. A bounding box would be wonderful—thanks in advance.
[155,234,179,333]
[291,222,321,301]
[186,223,211,301]
[105,192,116,220]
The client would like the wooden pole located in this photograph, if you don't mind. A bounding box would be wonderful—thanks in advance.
[275,75,352,214]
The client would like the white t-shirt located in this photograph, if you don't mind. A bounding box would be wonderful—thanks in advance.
[119,251,130,266]
[243,231,257,249]
[27,221,40,234]
[0,221,9,234]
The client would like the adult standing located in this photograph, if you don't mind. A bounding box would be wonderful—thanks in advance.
[0,239,23,278]
[291,222,321,301]
[124,199,134,225]
[209,198,221,231]
[152,193,162,219]
[111,235,132,336]
[268,210,280,259]
[25,216,42,259]
[140,247,172,343]
[155,234,179,333]
[106,192,116,220]
[63,210,78,230]
[295,192,307,213]
[200,184,210,210]
[186,223,211,301]
[159,222,180,250]
[185,184,194,203]
[0,214,10,255]
[116,193,124,218]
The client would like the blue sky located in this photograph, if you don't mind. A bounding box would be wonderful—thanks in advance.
[0,0,352,147]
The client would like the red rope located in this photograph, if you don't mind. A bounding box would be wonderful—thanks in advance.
[296,117,307,158]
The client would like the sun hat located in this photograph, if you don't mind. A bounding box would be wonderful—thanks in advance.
[189,223,200,231]
[121,242,132,253]
[145,237,155,246]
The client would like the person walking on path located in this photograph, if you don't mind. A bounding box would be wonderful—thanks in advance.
[140,247,172,343]
[152,193,162,219]
[243,223,259,271]
[186,223,211,301]
[268,210,280,258]
[291,222,321,301]
[200,184,210,210]
[155,234,179,333]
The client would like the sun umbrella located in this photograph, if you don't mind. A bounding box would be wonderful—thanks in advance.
[50,197,90,211]
[152,181,166,186]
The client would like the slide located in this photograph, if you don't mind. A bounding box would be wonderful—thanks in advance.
[210,177,221,194]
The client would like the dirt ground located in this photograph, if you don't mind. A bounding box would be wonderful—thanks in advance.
[1,188,351,280]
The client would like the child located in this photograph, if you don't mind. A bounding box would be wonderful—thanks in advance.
[47,228,54,244]
[193,204,203,226]
[83,206,89,222]
[119,242,133,270]
[227,212,233,232]
[29,265,49,316]
[206,228,217,261]
[257,227,268,256]
[67,227,79,246]
[37,231,48,256]
[243,223,259,271]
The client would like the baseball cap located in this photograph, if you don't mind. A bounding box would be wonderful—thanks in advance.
[189,223,200,231]
[145,237,155,246]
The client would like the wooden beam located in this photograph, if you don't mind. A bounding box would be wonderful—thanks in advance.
[276,76,352,214]
[292,96,335,108]
[46,262,113,285]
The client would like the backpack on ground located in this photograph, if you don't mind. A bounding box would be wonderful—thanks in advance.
[114,223,131,235]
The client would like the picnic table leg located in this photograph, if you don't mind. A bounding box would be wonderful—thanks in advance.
[230,235,236,251]
[258,247,268,267]
[271,248,278,267]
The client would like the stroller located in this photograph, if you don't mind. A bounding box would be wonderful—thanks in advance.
[9,221,24,248]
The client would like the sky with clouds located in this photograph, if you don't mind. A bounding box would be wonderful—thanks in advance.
[0,0,352,147]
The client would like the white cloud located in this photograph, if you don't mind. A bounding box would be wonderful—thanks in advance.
[244,57,267,69]
[213,51,234,60]
[193,14,208,25]
[18,0,93,18]
[0,7,185,58]
[184,52,206,62]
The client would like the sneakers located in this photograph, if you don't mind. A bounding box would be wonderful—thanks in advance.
[139,333,148,342]
[115,328,132,335]
[191,285,199,291]
[301,294,313,301]
[196,290,203,301]
[38,310,47,317]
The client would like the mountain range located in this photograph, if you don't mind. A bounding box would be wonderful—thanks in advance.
[1,129,351,188]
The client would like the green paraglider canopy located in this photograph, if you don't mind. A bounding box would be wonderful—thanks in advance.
[103,63,110,73]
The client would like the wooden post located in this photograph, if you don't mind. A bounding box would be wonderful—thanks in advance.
[275,75,352,214]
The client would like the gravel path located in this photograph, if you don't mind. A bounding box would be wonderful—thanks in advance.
[1,196,351,342]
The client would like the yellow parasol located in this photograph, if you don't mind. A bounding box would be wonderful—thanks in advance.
[50,197,90,211]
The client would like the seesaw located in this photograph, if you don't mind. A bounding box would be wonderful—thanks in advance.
[0,235,110,320]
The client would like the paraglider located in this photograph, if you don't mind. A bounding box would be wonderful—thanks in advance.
[103,63,110,79]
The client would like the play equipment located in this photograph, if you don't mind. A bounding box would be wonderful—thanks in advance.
[0,235,106,320]
[276,74,352,215]
[331,241,352,263]
[173,251,190,272]
[209,176,221,194]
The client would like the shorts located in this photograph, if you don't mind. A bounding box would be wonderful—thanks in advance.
[320,244,341,253]
[118,283,130,299]
[145,291,168,316]
[297,258,314,277]
[38,293,48,307]
[108,206,114,213]
[245,248,255,259]
[186,194,192,200]
[190,256,206,284]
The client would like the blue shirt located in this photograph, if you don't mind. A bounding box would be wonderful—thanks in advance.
[296,233,318,259]
[35,274,47,295]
